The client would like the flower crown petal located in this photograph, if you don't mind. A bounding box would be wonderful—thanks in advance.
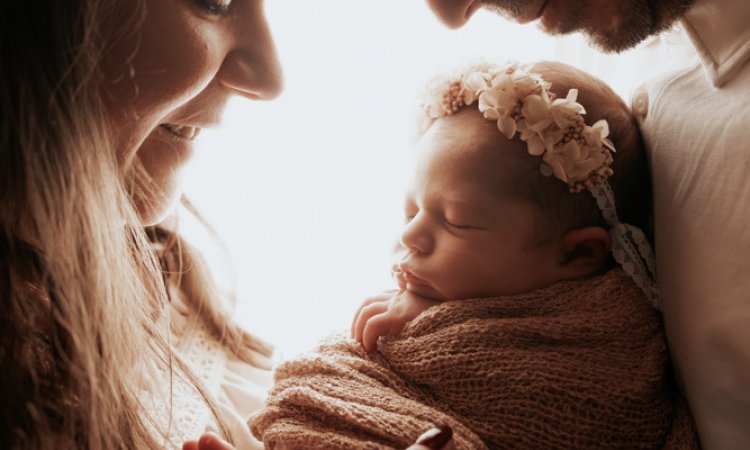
[419,62,615,192]
[527,135,546,156]
[483,108,500,120]
[498,116,517,139]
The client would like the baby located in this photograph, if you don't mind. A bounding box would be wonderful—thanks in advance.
[250,62,698,450]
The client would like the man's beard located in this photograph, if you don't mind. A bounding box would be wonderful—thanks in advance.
[481,0,696,53]
[585,0,695,53]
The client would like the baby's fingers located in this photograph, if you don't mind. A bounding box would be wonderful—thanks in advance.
[354,300,389,345]
[351,292,393,337]
[362,311,402,353]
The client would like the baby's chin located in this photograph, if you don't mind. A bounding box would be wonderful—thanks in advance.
[406,283,447,302]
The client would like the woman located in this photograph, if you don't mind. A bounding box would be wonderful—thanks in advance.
[1,0,448,448]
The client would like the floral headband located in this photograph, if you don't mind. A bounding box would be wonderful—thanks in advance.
[420,62,660,307]
[422,62,614,193]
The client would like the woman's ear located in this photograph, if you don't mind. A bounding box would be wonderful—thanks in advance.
[556,226,611,279]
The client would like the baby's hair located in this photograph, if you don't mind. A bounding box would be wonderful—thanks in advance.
[519,61,651,242]
[418,61,652,244]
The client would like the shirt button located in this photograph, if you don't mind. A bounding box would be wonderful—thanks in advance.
[631,88,649,121]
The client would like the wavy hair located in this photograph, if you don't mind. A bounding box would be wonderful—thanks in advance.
[1,1,271,448]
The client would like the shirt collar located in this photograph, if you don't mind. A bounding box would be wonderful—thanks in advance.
[681,0,750,87]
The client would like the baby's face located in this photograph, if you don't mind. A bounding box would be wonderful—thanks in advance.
[398,110,562,300]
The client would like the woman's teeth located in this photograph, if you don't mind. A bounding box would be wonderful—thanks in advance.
[161,123,202,141]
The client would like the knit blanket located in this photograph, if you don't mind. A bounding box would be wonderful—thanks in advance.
[249,270,699,449]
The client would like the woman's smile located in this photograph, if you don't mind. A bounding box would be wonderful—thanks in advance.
[160,123,203,142]
[102,0,282,225]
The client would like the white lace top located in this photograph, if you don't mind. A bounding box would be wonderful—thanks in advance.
[143,296,272,449]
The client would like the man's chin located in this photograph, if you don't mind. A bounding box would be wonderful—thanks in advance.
[585,0,695,53]
[586,31,646,54]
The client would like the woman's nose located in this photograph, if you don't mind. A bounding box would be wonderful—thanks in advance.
[400,214,433,255]
[218,2,284,100]
[426,0,482,29]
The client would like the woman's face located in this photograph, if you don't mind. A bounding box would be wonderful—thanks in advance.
[102,0,282,225]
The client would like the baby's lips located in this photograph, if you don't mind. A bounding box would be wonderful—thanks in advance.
[391,266,408,290]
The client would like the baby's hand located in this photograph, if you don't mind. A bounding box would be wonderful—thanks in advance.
[182,433,234,450]
[351,289,440,353]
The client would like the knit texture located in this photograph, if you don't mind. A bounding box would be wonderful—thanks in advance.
[250,270,699,449]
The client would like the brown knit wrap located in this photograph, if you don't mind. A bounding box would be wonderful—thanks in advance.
[250,270,699,449]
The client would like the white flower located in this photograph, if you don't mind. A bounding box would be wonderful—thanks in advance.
[479,68,545,139]
[549,89,586,128]
[518,92,554,153]
[478,82,515,119]
[422,78,452,118]
[460,71,488,105]
[583,119,616,152]
[418,61,615,192]
[543,140,609,184]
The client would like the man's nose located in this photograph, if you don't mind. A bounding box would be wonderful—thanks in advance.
[425,0,482,29]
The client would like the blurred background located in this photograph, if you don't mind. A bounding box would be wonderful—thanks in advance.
[180,0,695,358]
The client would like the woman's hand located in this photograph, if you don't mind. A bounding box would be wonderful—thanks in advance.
[183,426,453,450]
[407,425,454,449]
[182,433,234,450]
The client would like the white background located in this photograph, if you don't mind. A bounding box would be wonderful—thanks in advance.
[180,0,694,358]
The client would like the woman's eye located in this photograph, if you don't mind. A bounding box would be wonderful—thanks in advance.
[195,0,232,15]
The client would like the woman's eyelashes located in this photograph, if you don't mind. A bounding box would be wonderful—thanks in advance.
[194,0,232,15]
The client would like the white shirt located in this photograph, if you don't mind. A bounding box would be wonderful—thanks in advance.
[635,0,750,448]
[142,296,272,450]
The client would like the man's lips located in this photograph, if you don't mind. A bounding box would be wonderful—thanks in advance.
[514,0,549,24]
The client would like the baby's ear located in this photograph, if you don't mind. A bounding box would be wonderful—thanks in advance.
[557,226,611,279]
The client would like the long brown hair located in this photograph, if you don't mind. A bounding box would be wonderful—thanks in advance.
[1,1,270,448]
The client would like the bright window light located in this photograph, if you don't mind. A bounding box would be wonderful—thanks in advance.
[180,1,694,358]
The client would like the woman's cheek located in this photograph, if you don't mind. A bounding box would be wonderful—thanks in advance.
[129,130,193,225]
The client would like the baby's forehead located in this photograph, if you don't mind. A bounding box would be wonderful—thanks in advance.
[422,110,527,177]
[416,110,531,200]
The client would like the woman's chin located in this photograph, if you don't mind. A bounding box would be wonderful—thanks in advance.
[134,185,182,226]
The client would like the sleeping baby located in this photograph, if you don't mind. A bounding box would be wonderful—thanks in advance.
[250,61,699,450]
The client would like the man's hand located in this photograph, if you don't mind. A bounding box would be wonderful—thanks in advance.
[351,287,441,353]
